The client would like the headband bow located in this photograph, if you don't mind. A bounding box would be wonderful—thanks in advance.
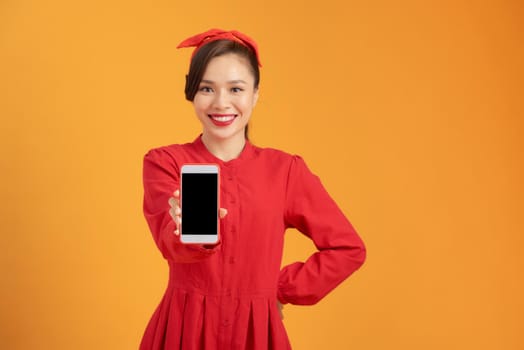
[177,28,262,67]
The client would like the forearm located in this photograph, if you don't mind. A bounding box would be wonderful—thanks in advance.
[277,240,366,305]
[143,149,219,263]
[144,210,218,263]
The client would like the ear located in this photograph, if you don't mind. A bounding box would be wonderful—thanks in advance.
[253,88,259,107]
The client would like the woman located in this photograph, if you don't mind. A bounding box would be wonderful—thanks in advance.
[140,29,366,350]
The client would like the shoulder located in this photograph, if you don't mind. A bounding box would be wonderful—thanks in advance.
[251,144,302,164]
[252,144,312,172]
[144,141,194,162]
[143,141,198,175]
[247,145,318,186]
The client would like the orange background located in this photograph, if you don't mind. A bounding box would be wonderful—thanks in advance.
[1,0,522,349]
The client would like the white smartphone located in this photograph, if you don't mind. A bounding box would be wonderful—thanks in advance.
[180,164,220,244]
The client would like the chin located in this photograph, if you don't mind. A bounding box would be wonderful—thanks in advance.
[205,128,244,141]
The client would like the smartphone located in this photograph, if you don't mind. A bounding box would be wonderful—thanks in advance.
[180,164,220,244]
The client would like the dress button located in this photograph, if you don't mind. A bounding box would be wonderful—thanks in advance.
[229,257,235,264]
[230,198,236,204]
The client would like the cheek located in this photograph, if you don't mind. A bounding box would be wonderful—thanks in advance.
[193,98,210,113]
[238,96,255,111]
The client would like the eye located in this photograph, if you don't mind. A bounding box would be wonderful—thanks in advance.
[199,86,213,93]
[231,87,244,93]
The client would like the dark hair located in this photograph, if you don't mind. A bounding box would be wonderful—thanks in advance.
[184,40,260,139]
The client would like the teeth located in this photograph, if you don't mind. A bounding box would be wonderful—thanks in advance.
[211,115,235,122]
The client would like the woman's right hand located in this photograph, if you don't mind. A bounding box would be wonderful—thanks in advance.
[168,189,228,236]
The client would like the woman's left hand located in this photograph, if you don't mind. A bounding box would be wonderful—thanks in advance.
[277,300,284,320]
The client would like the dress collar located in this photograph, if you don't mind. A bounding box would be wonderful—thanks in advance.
[192,134,256,166]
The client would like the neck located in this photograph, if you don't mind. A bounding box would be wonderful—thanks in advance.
[201,132,246,162]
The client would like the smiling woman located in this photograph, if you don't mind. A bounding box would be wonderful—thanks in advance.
[181,35,261,142]
[139,29,366,350]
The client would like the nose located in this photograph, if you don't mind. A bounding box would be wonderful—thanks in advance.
[212,89,230,110]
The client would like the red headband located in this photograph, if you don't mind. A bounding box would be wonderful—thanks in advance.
[177,28,262,67]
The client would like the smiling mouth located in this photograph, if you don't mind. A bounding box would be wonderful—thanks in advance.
[209,114,237,122]
[208,114,238,126]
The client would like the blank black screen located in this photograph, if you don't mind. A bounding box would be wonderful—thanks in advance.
[181,173,218,235]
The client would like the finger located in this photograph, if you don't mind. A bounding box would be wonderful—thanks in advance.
[174,192,180,208]
[169,208,181,226]
[171,214,181,236]
[219,208,228,219]
[168,197,181,217]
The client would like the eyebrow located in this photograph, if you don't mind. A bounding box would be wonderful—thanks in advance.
[200,79,248,85]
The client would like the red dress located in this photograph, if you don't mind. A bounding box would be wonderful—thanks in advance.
[140,136,366,350]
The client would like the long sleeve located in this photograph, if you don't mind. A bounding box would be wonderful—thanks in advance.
[277,156,366,305]
[142,148,219,263]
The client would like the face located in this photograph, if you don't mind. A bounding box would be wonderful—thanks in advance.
[192,53,259,143]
